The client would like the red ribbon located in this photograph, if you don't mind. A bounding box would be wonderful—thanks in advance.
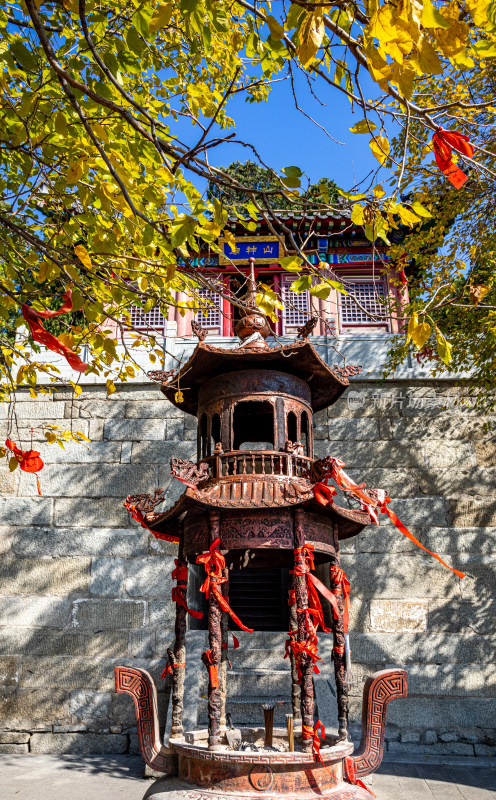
[329,565,351,633]
[202,648,219,688]
[22,290,87,373]
[6,438,43,495]
[314,482,337,506]
[305,720,326,765]
[196,539,253,632]
[317,458,465,579]
[284,629,322,680]
[344,756,376,796]
[292,544,339,630]
[160,659,185,679]
[378,496,466,579]
[123,499,180,544]
[432,128,473,189]
[171,558,203,620]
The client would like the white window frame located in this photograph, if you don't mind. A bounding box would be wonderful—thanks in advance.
[281,274,311,335]
[338,277,390,332]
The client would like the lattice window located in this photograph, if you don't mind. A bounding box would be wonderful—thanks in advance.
[281,275,310,334]
[196,287,222,334]
[339,280,388,326]
[127,305,167,330]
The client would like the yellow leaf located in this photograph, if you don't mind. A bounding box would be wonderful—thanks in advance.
[368,5,415,63]
[9,457,18,472]
[54,112,68,136]
[74,245,93,270]
[0,447,6,458]
[351,203,365,224]
[149,2,172,33]
[450,49,475,69]
[436,332,452,365]
[175,390,184,403]
[223,229,237,255]
[406,312,419,344]
[432,3,469,57]
[390,61,417,98]
[364,39,392,90]
[297,9,325,67]
[266,14,284,40]
[349,119,377,134]
[369,136,390,165]
[396,204,422,226]
[373,184,386,198]
[410,201,432,218]
[417,36,443,74]
[470,284,490,306]
[66,159,83,184]
[464,0,491,26]
[421,0,450,29]
[410,321,432,348]
[106,379,116,395]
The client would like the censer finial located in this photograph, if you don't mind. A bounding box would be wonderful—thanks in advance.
[235,258,271,350]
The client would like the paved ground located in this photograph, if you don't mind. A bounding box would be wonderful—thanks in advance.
[0,754,495,800]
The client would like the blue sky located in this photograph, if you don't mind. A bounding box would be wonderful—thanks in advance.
[175,67,395,195]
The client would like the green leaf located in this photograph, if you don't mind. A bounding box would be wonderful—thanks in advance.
[279,256,302,272]
[309,283,331,299]
[290,275,312,293]
[281,166,303,178]
[11,42,37,71]
[266,14,284,40]
[54,112,68,136]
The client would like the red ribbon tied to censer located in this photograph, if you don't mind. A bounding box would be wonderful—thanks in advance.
[5,438,44,495]
[123,498,180,544]
[313,457,465,580]
[432,128,474,189]
[344,756,376,796]
[22,289,87,373]
[196,538,254,632]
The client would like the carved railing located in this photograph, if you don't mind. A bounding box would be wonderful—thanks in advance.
[200,451,313,480]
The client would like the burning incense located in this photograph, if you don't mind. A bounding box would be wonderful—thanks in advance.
[263,703,275,748]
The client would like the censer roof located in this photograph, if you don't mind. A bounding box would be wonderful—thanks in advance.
[161,339,349,416]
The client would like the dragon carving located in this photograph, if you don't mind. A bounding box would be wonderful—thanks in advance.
[191,320,207,341]
[332,364,363,378]
[297,316,318,339]
[126,488,165,513]
[170,457,210,488]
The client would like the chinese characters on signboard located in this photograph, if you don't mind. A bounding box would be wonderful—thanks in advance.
[218,236,283,265]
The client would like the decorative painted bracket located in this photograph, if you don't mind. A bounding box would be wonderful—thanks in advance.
[353,668,408,777]
[114,666,175,774]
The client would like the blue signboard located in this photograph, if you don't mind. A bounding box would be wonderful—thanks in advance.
[219,237,281,264]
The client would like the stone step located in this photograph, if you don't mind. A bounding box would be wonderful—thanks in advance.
[225,646,290,670]
[199,669,292,697]
[198,696,293,726]
[224,631,289,650]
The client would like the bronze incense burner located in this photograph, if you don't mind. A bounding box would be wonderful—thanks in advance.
[116,265,407,799]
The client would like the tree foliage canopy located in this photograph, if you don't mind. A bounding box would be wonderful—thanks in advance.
[1,0,496,429]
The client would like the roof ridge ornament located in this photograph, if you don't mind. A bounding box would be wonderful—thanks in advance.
[235,257,271,350]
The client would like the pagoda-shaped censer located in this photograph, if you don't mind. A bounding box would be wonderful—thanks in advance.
[115,261,407,800]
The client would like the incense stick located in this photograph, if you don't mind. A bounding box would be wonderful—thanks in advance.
[263,703,275,748]
[286,713,294,752]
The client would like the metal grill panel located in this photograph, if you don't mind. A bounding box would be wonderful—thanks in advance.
[196,287,222,333]
[281,276,310,333]
[128,306,167,330]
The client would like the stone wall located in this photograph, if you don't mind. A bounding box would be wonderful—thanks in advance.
[0,378,495,757]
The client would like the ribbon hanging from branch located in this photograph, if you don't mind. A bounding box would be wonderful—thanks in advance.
[22,289,87,373]
[196,538,254,632]
[432,128,474,189]
[6,437,44,495]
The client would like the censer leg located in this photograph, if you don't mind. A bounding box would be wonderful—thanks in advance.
[288,575,301,721]
[219,566,229,731]
[294,510,314,754]
[170,548,188,739]
[329,556,349,740]
[204,511,222,751]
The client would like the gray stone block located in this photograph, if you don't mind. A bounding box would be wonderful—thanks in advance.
[132,441,196,464]
[327,386,403,418]
[383,496,448,526]
[0,627,128,657]
[424,730,438,743]
[0,468,18,494]
[332,632,495,664]
[14,401,65,419]
[327,419,380,440]
[400,731,420,742]
[390,416,494,440]
[12,527,146,557]
[54,498,130,528]
[0,656,20,686]
[0,596,71,627]
[423,441,476,468]
[0,498,52,525]
[125,557,175,597]
[346,468,425,498]
[387,741,474,755]
[148,600,178,629]
[19,464,158,498]
[475,441,496,466]
[315,440,424,467]
[73,599,146,629]
[148,534,178,556]
[129,629,156,658]
[475,743,496,755]
[0,688,69,728]
[29,732,127,754]
[90,558,126,596]
[69,690,111,719]
[125,401,169,418]
[121,441,132,463]
[0,557,90,595]
[0,743,29,753]
[428,598,496,634]
[78,400,126,419]
[0,732,29,743]
[340,554,458,599]
[20,657,116,690]
[0,526,13,555]
[104,419,165,441]
[356,525,423,553]
[41,441,122,464]
[423,526,496,555]
[167,418,184,441]
[369,600,427,632]
[386,696,496,730]
[449,498,496,527]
